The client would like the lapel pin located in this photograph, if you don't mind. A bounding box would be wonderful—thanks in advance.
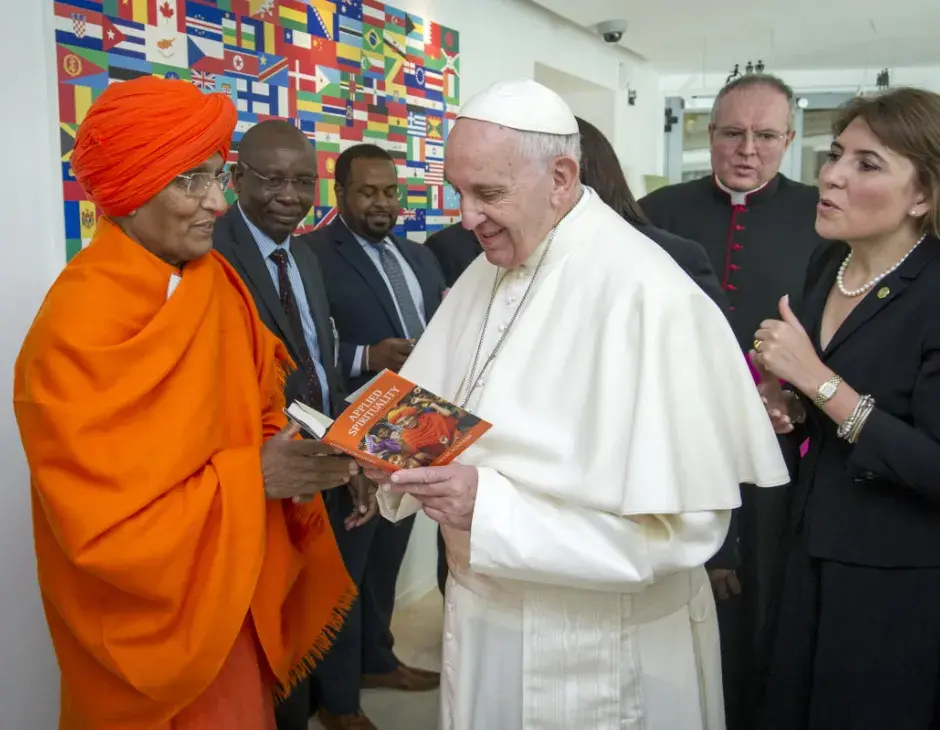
[877,286,890,299]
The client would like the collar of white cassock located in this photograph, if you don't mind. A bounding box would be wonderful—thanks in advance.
[507,185,593,275]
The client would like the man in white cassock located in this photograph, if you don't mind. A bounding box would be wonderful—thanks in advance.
[367,79,789,730]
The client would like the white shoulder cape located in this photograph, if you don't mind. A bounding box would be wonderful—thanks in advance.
[382,188,788,521]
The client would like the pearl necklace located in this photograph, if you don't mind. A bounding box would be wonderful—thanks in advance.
[836,234,926,297]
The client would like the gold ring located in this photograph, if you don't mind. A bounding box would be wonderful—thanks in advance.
[754,339,762,351]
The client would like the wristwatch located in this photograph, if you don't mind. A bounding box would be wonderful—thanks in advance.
[813,375,843,408]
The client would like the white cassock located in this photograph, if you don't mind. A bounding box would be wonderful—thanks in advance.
[379,187,789,730]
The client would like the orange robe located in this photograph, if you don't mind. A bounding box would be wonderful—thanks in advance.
[167,619,275,730]
[401,411,459,458]
[14,219,355,730]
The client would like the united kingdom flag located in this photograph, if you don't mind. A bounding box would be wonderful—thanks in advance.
[192,71,216,90]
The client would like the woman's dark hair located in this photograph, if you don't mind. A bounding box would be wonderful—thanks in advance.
[833,88,940,239]
[575,116,650,227]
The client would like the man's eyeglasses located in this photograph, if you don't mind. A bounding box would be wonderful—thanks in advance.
[715,127,788,149]
[175,170,232,197]
[241,163,318,193]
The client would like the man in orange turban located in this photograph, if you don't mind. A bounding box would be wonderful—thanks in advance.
[14,77,357,730]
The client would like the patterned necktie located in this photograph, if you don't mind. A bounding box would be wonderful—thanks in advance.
[373,241,425,339]
[269,248,324,412]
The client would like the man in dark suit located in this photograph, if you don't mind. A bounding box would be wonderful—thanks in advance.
[424,222,482,287]
[302,143,444,730]
[212,120,376,730]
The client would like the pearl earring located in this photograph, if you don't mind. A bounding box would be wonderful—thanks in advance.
[911,209,918,216]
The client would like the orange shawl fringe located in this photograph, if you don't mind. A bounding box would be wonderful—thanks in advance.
[14,218,355,729]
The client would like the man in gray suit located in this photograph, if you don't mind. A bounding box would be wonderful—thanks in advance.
[213,120,376,730]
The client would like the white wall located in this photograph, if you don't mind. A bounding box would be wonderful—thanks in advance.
[0,1,66,727]
[613,62,664,197]
[533,63,618,142]
[661,65,940,97]
[533,60,663,198]
[559,90,616,141]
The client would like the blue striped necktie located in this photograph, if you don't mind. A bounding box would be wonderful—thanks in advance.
[372,241,425,338]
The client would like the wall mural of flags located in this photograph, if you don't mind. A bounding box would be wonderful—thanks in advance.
[53,0,460,258]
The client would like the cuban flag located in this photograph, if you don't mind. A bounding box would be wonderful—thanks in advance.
[102,16,146,59]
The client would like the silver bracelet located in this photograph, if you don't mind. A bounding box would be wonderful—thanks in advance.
[837,394,875,443]
[836,395,867,439]
[847,398,876,444]
[836,396,863,438]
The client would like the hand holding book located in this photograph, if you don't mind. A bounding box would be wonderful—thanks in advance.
[285,370,492,474]
[261,421,359,502]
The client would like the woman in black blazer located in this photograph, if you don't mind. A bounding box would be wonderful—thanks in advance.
[753,87,940,729]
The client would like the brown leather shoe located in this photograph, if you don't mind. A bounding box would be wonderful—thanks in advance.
[404,665,440,681]
[316,708,377,730]
[360,664,440,691]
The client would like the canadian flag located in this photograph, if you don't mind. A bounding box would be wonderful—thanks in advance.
[153,0,185,33]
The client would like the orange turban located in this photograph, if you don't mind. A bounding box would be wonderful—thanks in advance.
[71,77,237,217]
[387,405,418,425]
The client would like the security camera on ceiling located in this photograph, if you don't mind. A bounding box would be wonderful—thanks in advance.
[595,19,627,44]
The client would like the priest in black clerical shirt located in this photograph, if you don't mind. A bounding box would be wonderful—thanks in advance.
[640,73,825,730]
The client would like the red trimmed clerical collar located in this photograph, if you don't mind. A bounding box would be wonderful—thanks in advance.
[712,173,781,206]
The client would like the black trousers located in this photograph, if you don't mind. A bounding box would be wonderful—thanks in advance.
[760,538,940,730]
[717,485,789,730]
[437,526,448,595]
[273,676,318,730]
[316,487,415,716]
[274,488,415,727]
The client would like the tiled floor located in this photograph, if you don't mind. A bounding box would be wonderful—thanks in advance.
[310,590,444,730]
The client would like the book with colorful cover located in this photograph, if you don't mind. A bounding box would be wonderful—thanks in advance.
[285,369,492,472]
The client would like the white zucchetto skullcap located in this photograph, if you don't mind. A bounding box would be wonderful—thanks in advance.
[457,79,579,135]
